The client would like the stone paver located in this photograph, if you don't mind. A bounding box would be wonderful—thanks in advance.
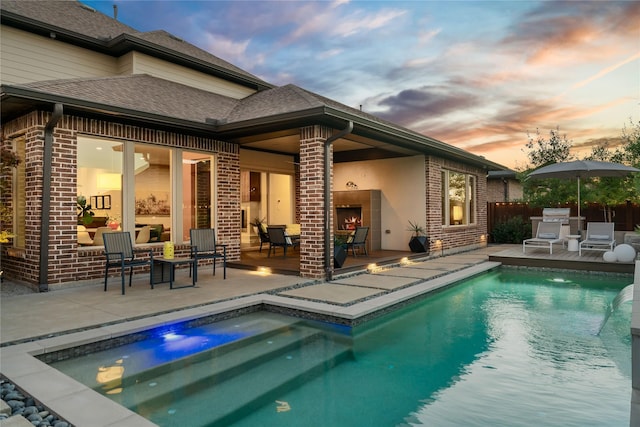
[331,273,417,290]
[374,267,449,280]
[278,283,384,304]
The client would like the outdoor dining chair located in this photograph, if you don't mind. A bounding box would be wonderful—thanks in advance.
[256,222,271,252]
[346,226,369,257]
[267,226,299,257]
[103,231,154,295]
[189,228,227,280]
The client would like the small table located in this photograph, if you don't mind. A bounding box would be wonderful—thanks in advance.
[567,235,581,252]
[153,257,196,289]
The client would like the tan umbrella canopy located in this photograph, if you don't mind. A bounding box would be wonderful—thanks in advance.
[527,160,640,232]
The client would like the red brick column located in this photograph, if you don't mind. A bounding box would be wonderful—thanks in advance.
[299,125,332,279]
[216,150,241,262]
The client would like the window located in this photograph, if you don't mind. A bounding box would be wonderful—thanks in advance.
[181,151,213,242]
[10,137,26,249]
[77,137,123,236]
[134,144,171,242]
[441,170,476,226]
[77,136,215,245]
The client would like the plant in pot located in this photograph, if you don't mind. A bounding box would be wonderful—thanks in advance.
[334,234,348,268]
[107,214,121,230]
[407,220,429,253]
[77,196,95,226]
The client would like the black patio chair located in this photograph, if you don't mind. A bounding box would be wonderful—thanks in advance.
[103,231,153,295]
[267,226,299,257]
[346,226,369,257]
[189,228,227,280]
[256,223,270,252]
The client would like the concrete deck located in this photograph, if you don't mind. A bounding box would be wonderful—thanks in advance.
[0,244,634,426]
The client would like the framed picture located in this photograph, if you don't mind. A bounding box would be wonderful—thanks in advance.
[91,195,111,210]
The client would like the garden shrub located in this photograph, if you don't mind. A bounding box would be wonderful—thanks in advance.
[491,216,531,243]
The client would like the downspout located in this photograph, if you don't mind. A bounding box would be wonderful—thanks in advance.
[324,121,353,280]
[39,103,63,291]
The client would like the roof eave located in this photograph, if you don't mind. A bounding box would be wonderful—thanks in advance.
[218,106,508,171]
[107,34,273,91]
[1,85,217,135]
[0,10,272,92]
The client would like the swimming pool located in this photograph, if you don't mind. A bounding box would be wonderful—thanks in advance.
[49,268,632,426]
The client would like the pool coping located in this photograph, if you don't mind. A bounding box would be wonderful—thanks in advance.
[0,261,500,426]
[3,260,637,426]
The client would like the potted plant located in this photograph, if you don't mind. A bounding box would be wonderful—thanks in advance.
[107,214,121,230]
[407,220,429,253]
[77,196,95,226]
[334,235,348,268]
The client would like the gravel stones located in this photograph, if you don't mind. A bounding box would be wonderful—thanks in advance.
[0,378,70,426]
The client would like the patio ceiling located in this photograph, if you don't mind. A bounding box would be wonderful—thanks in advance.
[231,128,420,163]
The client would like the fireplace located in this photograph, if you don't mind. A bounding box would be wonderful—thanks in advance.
[336,206,362,230]
[334,190,381,253]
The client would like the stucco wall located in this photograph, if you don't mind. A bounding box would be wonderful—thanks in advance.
[335,155,488,253]
[335,156,426,251]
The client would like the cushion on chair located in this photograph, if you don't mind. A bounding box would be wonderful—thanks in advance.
[589,234,610,240]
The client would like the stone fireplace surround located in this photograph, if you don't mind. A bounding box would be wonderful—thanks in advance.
[334,190,381,254]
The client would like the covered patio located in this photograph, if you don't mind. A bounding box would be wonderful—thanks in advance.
[232,246,420,276]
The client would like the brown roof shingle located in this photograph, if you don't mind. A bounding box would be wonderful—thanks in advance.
[22,74,240,123]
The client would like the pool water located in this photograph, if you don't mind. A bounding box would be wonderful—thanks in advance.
[50,268,632,426]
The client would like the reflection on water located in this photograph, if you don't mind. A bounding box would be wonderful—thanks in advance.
[49,269,632,427]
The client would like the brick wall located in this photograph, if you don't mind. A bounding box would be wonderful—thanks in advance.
[1,110,239,287]
[425,156,488,254]
[299,125,332,279]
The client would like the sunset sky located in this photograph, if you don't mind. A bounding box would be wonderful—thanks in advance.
[84,0,639,170]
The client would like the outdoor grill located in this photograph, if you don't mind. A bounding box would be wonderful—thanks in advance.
[542,208,570,224]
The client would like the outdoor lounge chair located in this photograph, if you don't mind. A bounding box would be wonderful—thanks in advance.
[579,222,615,256]
[345,226,369,257]
[267,226,299,257]
[103,232,153,295]
[523,222,563,254]
[189,228,227,280]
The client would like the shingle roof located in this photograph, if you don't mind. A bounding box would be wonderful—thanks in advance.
[21,74,240,123]
[1,0,136,40]
[132,31,258,81]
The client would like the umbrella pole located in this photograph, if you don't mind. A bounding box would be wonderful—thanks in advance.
[577,176,581,237]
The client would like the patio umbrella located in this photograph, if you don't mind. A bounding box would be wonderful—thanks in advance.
[526,160,640,233]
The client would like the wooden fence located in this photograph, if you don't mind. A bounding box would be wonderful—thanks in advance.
[487,202,640,241]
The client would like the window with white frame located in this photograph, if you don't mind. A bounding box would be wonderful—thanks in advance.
[77,136,214,245]
[441,170,476,226]
[9,137,26,249]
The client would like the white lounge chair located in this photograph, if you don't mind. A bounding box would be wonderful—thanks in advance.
[523,222,563,254]
[579,222,615,256]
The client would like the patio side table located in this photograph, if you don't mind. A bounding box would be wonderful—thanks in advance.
[567,235,581,252]
[153,257,196,289]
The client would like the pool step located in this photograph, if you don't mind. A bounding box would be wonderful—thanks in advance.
[120,319,306,383]
[117,324,352,426]
[150,329,352,426]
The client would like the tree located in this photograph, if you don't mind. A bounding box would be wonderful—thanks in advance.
[521,121,640,220]
[520,127,575,207]
[523,127,573,169]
